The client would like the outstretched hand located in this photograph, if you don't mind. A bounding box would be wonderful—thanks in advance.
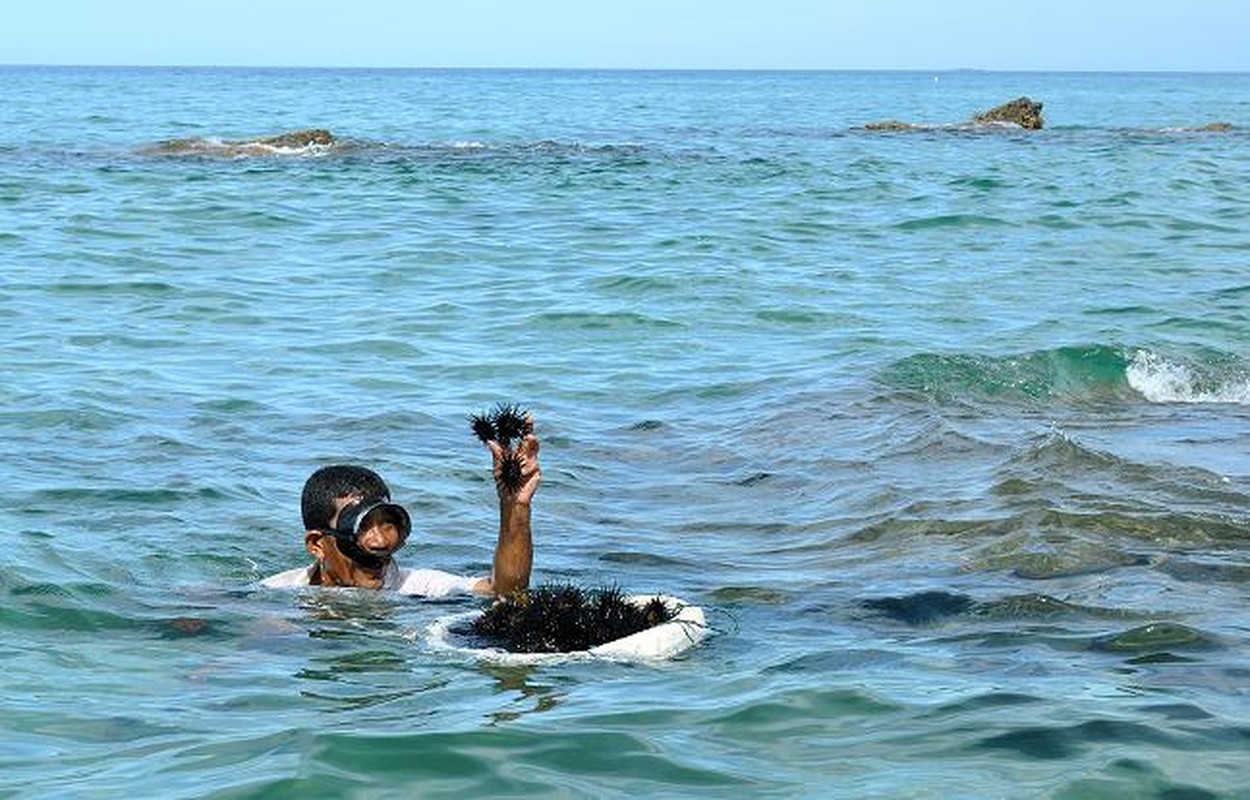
[486,416,541,506]
[470,407,540,597]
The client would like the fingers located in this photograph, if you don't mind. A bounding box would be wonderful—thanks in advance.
[513,436,539,465]
[514,457,542,503]
[487,420,541,500]
[486,439,504,460]
[484,420,539,459]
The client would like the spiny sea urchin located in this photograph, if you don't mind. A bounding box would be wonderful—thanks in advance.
[468,403,531,447]
[469,412,496,444]
[497,450,525,494]
[469,402,532,493]
[490,403,529,448]
[466,583,679,654]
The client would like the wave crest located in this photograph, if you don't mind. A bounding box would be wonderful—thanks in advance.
[878,345,1133,405]
[1126,350,1250,404]
[880,345,1250,406]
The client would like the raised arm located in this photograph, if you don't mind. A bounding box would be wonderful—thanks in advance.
[476,419,541,596]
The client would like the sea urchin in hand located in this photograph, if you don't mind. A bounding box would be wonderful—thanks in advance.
[468,402,532,493]
[468,403,531,447]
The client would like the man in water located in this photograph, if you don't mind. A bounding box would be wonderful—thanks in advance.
[262,421,540,597]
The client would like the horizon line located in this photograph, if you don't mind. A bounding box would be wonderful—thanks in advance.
[3,63,1248,75]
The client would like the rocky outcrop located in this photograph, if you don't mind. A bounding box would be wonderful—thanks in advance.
[972,97,1044,129]
[145,128,337,156]
[862,97,1045,132]
[256,129,335,148]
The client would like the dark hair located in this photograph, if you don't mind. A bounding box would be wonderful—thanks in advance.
[301,464,391,530]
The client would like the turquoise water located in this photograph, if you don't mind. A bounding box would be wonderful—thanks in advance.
[3,67,1250,798]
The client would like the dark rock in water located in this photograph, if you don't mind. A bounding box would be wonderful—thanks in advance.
[469,583,677,653]
[147,137,206,154]
[709,585,790,605]
[862,120,922,132]
[862,97,1044,132]
[146,128,336,156]
[973,97,1044,129]
[861,590,974,625]
[1010,549,1148,580]
[1182,122,1234,132]
[1092,622,1218,653]
[163,616,213,637]
[257,128,335,148]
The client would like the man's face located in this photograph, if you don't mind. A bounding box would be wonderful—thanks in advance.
[305,496,410,589]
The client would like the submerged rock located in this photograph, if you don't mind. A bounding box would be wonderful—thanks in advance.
[862,97,1045,132]
[1093,622,1218,653]
[1183,122,1235,132]
[861,590,975,624]
[862,120,922,132]
[973,96,1044,129]
[146,128,336,156]
[256,128,335,148]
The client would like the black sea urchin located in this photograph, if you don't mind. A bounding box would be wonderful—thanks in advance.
[490,403,529,448]
[468,403,530,447]
[468,584,678,654]
[469,412,496,444]
[497,450,526,494]
[469,402,532,493]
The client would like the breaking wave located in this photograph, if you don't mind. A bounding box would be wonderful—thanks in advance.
[880,345,1250,406]
[1125,349,1250,404]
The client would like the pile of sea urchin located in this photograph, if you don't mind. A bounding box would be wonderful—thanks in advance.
[468,583,676,654]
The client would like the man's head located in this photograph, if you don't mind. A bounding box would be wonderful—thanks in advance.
[301,465,411,589]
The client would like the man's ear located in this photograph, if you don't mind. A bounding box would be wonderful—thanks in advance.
[305,531,329,560]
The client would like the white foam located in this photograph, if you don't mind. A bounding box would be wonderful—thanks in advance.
[151,136,334,159]
[1127,350,1250,404]
[424,595,709,665]
[227,140,334,158]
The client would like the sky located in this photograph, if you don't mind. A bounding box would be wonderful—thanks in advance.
[1,0,1246,72]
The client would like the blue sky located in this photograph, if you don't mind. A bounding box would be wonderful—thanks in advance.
[2,0,1246,71]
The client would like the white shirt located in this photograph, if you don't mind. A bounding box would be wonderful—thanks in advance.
[261,560,482,597]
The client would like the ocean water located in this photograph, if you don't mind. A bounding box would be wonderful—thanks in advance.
[3,66,1250,798]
